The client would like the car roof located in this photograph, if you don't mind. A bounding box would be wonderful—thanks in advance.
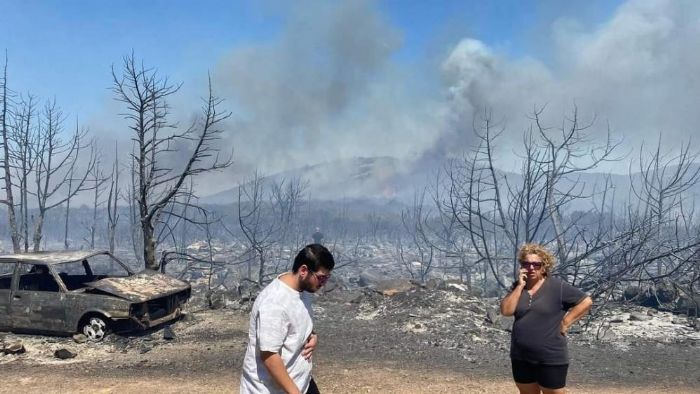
[0,250,111,265]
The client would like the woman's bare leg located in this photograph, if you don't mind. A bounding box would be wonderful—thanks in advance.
[515,382,541,394]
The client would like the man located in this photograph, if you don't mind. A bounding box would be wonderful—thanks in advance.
[311,228,324,244]
[240,244,335,394]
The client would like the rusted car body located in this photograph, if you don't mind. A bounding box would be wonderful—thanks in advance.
[0,250,190,340]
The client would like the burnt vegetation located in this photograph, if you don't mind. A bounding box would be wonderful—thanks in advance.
[0,51,698,323]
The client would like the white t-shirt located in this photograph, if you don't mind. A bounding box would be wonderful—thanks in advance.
[240,275,314,394]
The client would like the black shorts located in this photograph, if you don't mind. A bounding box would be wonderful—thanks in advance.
[511,359,569,389]
[306,377,320,394]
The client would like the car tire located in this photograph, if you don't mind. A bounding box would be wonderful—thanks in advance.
[79,314,110,342]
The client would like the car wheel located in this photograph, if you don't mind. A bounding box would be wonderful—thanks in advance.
[80,315,109,342]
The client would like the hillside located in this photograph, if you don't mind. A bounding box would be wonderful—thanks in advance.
[202,156,700,213]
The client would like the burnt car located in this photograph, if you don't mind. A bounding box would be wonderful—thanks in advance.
[0,250,190,341]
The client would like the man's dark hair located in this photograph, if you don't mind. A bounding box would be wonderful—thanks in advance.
[292,244,335,273]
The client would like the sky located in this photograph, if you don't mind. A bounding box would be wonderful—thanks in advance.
[2,0,698,196]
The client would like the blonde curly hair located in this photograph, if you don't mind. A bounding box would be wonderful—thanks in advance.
[517,243,556,276]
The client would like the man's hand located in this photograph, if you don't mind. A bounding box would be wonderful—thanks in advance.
[302,333,318,361]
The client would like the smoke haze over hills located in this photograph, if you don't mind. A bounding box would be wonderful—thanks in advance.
[186,0,700,199]
[2,0,700,201]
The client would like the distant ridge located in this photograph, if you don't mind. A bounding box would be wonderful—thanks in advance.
[201,156,418,205]
[201,158,700,211]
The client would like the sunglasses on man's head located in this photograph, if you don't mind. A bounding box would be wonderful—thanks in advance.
[520,261,543,269]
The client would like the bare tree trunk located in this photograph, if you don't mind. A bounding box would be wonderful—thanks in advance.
[89,160,105,249]
[21,181,29,252]
[91,174,98,249]
[546,176,567,265]
[0,52,20,252]
[143,221,158,270]
[257,248,266,286]
[63,167,74,249]
[128,179,142,265]
[107,144,119,254]
[204,216,215,308]
[32,210,45,252]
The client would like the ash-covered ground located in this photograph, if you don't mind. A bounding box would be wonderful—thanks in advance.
[0,279,698,393]
[314,281,700,389]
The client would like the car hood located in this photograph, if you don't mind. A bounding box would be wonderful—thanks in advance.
[85,271,191,303]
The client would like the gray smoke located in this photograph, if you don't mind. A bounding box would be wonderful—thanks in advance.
[212,0,442,179]
[91,0,700,198]
[438,0,700,172]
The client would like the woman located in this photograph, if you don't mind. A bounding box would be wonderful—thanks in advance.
[500,243,593,394]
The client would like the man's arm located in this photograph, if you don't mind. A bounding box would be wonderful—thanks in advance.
[260,351,301,394]
[560,296,593,335]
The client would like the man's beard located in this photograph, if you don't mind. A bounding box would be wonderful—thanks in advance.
[300,277,318,293]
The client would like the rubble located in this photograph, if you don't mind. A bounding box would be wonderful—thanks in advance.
[180,274,700,353]
[72,334,87,344]
[2,341,25,355]
[54,349,76,359]
[163,326,176,340]
[315,284,700,355]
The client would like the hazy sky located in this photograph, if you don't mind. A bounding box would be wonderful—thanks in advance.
[2,0,697,195]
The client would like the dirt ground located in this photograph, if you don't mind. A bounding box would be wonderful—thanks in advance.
[0,294,698,394]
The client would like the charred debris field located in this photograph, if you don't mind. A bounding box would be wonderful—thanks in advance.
[0,281,698,393]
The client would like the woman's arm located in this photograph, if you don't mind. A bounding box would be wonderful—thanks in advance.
[500,269,527,316]
[560,296,593,335]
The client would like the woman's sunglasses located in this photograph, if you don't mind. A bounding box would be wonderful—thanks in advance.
[520,261,543,269]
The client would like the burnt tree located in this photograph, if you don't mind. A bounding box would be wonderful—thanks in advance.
[0,52,20,252]
[10,93,37,252]
[112,54,232,270]
[32,100,96,251]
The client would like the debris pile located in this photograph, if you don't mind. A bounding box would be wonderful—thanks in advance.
[316,280,700,355]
